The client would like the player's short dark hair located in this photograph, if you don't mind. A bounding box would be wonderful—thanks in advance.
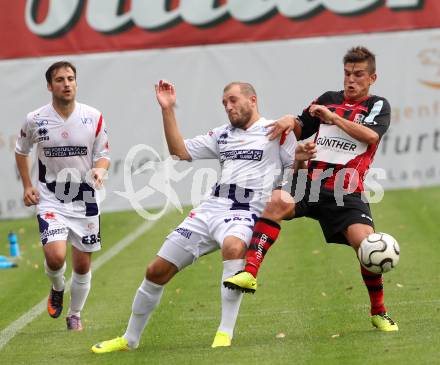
[45,61,77,83]
[223,82,257,97]
[343,46,376,74]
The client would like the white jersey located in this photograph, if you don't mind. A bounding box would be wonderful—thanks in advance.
[184,117,296,215]
[15,102,110,218]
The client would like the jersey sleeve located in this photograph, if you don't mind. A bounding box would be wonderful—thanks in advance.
[297,92,328,140]
[92,114,110,162]
[184,129,220,160]
[279,132,297,170]
[15,117,33,156]
[363,97,391,138]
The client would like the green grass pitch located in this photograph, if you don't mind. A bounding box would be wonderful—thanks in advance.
[1,187,439,365]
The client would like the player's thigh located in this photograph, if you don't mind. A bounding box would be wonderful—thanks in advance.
[343,223,374,250]
[263,189,295,221]
[67,215,102,253]
[211,211,254,255]
[159,227,215,272]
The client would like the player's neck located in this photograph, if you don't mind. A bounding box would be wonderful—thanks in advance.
[242,113,261,130]
[52,99,76,120]
[343,92,370,103]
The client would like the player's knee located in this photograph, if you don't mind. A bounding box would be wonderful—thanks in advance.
[45,256,65,271]
[146,260,176,285]
[263,190,294,221]
[222,239,246,260]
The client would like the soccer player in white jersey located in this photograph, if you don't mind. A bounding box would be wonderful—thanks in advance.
[91,80,316,353]
[15,61,110,331]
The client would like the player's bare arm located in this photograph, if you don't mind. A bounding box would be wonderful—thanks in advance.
[310,104,379,145]
[15,153,40,206]
[155,80,191,161]
[92,158,110,189]
[266,114,302,140]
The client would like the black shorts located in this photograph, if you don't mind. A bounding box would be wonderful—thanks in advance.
[288,183,374,246]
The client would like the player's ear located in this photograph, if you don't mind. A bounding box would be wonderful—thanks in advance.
[369,73,377,85]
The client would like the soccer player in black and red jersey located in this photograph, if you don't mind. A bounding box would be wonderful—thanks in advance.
[224,46,398,331]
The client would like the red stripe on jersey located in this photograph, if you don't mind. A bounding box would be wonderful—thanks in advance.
[279,132,287,145]
[95,114,103,137]
[326,104,368,113]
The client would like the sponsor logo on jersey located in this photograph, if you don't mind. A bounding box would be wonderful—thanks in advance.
[81,117,92,125]
[220,149,263,162]
[82,233,100,245]
[40,227,67,240]
[217,131,229,144]
[38,127,48,136]
[316,136,357,152]
[36,120,48,127]
[37,127,49,142]
[353,113,365,124]
[43,146,88,157]
[175,227,192,239]
[224,216,253,223]
[61,131,69,139]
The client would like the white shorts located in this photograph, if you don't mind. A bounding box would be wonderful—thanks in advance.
[158,204,257,270]
[37,211,101,253]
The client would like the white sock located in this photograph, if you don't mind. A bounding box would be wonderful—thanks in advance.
[123,278,164,349]
[68,271,91,317]
[44,260,66,291]
[217,259,245,338]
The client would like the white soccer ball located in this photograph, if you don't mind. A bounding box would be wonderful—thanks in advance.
[357,232,400,274]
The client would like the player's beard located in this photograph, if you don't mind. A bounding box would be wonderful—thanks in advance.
[229,105,253,129]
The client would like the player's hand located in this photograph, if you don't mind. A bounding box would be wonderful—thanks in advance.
[266,115,296,140]
[155,79,176,109]
[295,141,317,161]
[309,104,336,124]
[23,186,39,206]
[91,167,107,190]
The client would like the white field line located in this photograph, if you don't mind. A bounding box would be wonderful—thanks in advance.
[0,219,157,351]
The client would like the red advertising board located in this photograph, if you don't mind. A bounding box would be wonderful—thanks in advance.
[1,0,439,60]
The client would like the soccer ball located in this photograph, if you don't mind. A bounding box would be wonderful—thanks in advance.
[357,232,400,274]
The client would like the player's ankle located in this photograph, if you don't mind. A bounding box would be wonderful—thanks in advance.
[244,263,258,278]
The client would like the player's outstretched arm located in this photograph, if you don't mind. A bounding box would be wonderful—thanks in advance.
[266,115,302,140]
[15,153,39,206]
[155,80,191,161]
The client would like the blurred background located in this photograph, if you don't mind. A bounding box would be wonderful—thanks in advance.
[1,0,439,219]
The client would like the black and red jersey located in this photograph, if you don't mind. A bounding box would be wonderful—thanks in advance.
[297,90,390,193]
